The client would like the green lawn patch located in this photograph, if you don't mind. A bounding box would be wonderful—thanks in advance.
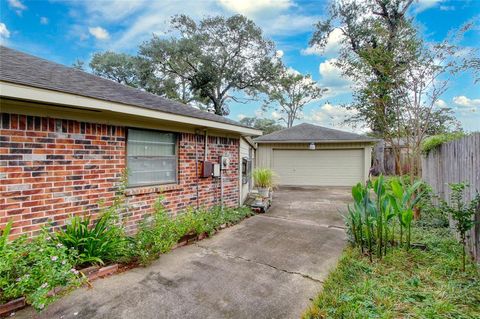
[303,228,480,319]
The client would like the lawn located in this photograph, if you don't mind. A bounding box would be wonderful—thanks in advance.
[303,227,480,319]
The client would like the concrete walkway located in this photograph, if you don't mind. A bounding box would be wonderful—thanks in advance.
[16,187,349,319]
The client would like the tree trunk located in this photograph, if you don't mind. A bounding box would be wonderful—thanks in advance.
[374,139,386,175]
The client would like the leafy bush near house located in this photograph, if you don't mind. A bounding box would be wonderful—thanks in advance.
[51,211,129,267]
[421,131,465,154]
[133,199,182,265]
[133,199,254,265]
[303,228,480,319]
[0,229,81,310]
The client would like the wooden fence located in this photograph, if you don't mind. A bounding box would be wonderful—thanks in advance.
[421,133,480,262]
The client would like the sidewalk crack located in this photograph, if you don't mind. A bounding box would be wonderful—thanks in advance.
[194,243,324,284]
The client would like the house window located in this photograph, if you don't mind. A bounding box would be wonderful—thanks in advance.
[127,128,177,187]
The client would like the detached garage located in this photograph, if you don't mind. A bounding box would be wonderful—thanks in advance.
[254,123,377,187]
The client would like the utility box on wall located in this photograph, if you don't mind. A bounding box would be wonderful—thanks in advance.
[220,156,230,170]
[201,161,213,178]
[212,163,221,177]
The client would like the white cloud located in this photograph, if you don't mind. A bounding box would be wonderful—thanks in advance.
[0,23,11,39]
[303,103,366,133]
[439,5,455,11]
[453,96,480,111]
[318,58,353,98]
[434,99,448,109]
[219,0,292,16]
[89,26,110,40]
[271,111,282,120]
[261,14,318,35]
[8,0,26,11]
[301,28,345,58]
[414,0,444,13]
[40,17,49,25]
[237,113,247,120]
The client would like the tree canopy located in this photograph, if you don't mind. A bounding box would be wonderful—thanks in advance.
[139,14,280,115]
[263,68,326,127]
[239,117,284,135]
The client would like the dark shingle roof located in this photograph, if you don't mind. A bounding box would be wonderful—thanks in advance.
[0,46,248,129]
[254,123,376,143]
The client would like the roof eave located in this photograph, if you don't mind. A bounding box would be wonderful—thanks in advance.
[254,139,379,144]
[0,81,262,136]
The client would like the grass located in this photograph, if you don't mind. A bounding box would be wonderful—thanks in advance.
[303,227,480,319]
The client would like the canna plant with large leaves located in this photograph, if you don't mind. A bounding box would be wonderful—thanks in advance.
[345,175,425,260]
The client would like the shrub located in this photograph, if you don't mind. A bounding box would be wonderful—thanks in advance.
[51,211,129,267]
[133,199,254,266]
[0,232,80,310]
[421,132,465,154]
[133,199,183,265]
[441,182,480,271]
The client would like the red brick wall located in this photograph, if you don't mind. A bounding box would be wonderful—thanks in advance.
[0,113,240,238]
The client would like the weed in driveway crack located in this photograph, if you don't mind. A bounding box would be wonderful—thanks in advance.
[194,243,324,284]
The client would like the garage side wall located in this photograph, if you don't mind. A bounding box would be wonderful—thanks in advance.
[256,142,372,185]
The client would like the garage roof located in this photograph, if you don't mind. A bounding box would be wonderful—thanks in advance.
[254,123,377,143]
[0,46,252,130]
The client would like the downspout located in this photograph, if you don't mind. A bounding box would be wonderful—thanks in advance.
[194,130,200,209]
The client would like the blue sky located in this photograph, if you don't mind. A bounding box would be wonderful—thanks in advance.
[1,0,479,132]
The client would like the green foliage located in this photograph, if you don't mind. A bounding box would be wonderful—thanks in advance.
[252,168,276,188]
[346,175,423,260]
[90,51,140,86]
[0,220,12,251]
[0,233,80,310]
[138,14,280,115]
[421,132,465,154]
[133,198,182,265]
[303,228,480,319]
[239,117,284,135]
[51,212,128,267]
[262,68,326,127]
[441,182,480,271]
[133,200,254,265]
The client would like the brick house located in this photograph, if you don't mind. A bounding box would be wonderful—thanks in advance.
[0,46,260,238]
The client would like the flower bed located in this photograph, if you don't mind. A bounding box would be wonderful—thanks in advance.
[0,200,254,315]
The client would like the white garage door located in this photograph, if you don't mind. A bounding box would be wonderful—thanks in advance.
[272,149,364,186]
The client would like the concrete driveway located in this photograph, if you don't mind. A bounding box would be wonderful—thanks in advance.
[16,187,349,319]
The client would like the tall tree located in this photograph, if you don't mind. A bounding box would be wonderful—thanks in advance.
[239,117,284,135]
[139,14,280,115]
[310,0,417,172]
[90,51,139,87]
[263,68,326,127]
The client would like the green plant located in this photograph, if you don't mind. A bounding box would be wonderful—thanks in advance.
[0,233,80,310]
[51,211,128,266]
[346,175,425,259]
[0,220,12,251]
[133,199,254,266]
[441,182,480,271]
[133,198,183,265]
[303,228,480,319]
[252,168,276,188]
[421,132,465,154]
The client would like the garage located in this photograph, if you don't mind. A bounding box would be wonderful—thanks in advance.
[255,123,377,187]
[273,149,364,186]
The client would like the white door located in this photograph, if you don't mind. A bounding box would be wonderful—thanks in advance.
[272,149,364,186]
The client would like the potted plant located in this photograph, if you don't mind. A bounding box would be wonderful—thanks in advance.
[253,168,276,197]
